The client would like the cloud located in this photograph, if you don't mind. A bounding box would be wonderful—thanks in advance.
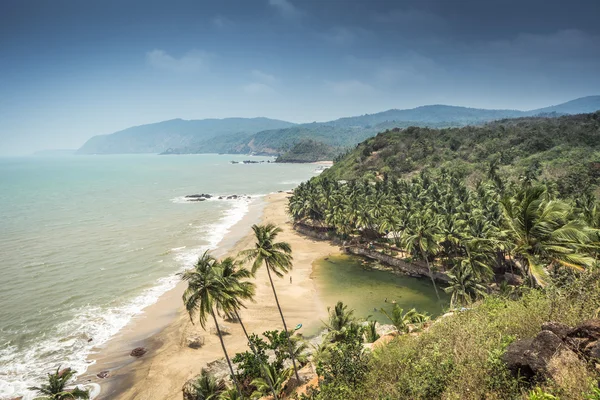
[251,69,278,85]
[212,15,232,29]
[268,0,302,18]
[146,49,209,73]
[326,80,376,96]
[243,82,275,95]
[323,27,356,46]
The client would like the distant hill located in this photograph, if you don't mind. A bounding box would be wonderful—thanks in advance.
[77,118,295,155]
[76,96,600,158]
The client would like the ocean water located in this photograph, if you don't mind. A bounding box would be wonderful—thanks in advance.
[0,154,316,399]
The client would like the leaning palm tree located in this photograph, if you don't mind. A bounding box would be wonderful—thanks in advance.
[380,304,428,334]
[29,367,89,400]
[444,264,487,308]
[502,185,595,286]
[180,251,242,398]
[240,223,301,383]
[401,210,442,300]
[219,257,278,399]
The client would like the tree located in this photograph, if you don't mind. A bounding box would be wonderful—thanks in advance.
[180,251,243,398]
[240,223,301,383]
[250,365,293,399]
[380,304,429,333]
[444,264,487,308]
[501,185,595,286]
[29,367,90,400]
[189,369,224,400]
[401,210,442,300]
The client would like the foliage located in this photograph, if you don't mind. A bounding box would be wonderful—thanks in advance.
[250,365,293,399]
[189,369,224,400]
[275,139,339,163]
[380,304,429,333]
[363,320,380,343]
[29,367,89,400]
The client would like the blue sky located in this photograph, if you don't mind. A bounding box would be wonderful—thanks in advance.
[1,0,600,154]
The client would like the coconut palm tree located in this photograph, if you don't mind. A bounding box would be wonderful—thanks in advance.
[250,365,293,400]
[501,185,595,286]
[240,223,301,383]
[444,264,487,308]
[219,257,278,399]
[401,210,442,300]
[29,367,89,400]
[380,304,428,333]
[180,251,243,398]
[190,369,225,400]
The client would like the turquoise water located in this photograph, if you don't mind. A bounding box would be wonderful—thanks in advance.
[313,255,448,326]
[0,154,316,399]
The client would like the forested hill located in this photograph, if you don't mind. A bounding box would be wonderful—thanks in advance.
[323,112,600,195]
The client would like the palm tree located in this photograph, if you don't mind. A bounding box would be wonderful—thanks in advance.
[240,223,301,383]
[250,365,293,400]
[219,257,278,399]
[189,369,225,400]
[401,210,442,300]
[363,320,380,343]
[180,251,242,398]
[326,301,355,331]
[380,304,428,333]
[444,264,487,308]
[501,185,595,286]
[29,367,89,400]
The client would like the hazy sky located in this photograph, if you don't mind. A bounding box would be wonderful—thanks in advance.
[1,0,600,154]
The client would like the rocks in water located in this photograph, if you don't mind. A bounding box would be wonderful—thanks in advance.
[185,193,212,200]
[503,319,600,382]
[187,335,205,349]
[97,371,110,379]
[130,347,147,358]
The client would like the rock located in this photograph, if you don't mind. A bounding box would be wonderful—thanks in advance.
[97,371,109,379]
[504,272,523,286]
[502,338,536,379]
[187,335,205,349]
[190,198,206,202]
[546,346,588,388]
[87,338,93,342]
[525,330,565,375]
[568,320,600,341]
[372,333,397,349]
[210,325,231,336]
[565,336,589,352]
[218,196,223,199]
[57,368,72,378]
[130,347,147,357]
[542,321,572,340]
[585,341,600,359]
[10,397,23,400]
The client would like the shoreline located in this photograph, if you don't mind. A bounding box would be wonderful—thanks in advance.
[85,192,340,399]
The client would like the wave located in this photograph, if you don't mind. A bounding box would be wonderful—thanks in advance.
[0,199,254,400]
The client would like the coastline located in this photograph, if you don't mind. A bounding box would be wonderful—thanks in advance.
[85,192,340,399]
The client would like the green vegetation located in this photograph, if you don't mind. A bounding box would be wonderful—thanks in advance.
[29,367,89,400]
[275,139,338,163]
[323,112,600,196]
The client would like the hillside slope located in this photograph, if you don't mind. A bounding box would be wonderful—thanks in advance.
[323,112,600,195]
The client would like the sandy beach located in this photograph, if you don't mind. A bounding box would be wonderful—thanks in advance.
[86,192,340,400]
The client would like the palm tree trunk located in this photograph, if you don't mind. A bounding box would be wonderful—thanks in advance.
[422,248,441,301]
[265,263,301,383]
[234,309,278,400]
[211,309,242,398]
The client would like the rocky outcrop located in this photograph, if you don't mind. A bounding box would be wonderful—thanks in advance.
[96,371,110,379]
[130,347,147,358]
[503,320,600,382]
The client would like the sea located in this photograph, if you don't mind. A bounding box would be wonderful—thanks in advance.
[0,154,316,399]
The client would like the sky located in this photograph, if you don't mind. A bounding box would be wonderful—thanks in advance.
[1,0,600,155]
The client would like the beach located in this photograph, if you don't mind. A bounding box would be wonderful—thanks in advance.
[86,192,340,400]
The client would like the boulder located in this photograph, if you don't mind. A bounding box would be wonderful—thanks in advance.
[210,325,231,336]
[567,320,600,341]
[57,368,72,378]
[586,341,600,359]
[542,321,571,340]
[372,333,397,349]
[525,330,565,375]
[97,371,110,379]
[187,335,205,349]
[502,338,536,379]
[130,347,147,357]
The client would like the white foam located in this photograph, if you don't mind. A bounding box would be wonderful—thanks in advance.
[0,198,256,400]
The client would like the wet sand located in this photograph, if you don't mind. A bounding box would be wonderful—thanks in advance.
[85,192,340,400]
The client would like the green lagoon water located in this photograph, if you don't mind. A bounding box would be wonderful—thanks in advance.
[313,255,448,325]
[0,154,316,399]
